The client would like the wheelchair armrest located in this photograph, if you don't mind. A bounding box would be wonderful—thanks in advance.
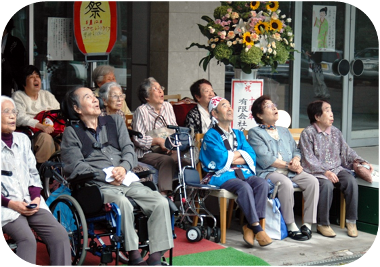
[1,170,12,176]
[134,169,156,178]
[128,129,143,139]
[68,172,99,186]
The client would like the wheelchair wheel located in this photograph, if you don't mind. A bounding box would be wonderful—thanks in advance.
[49,194,88,265]
[186,226,202,242]
[42,150,63,199]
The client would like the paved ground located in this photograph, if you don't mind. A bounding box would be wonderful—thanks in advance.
[222,215,377,266]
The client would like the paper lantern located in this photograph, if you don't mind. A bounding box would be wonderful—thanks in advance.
[74,1,117,62]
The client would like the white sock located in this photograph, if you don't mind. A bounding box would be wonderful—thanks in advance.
[303,223,312,230]
[346,219,356,224]
[286,222,299,232]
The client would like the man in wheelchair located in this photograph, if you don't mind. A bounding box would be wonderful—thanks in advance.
[60,87,174,265]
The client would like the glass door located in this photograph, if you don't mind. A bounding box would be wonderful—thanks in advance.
[348,7,379,147]
[298,2,378,147]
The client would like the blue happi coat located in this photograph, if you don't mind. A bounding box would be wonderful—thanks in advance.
[199,128,257,187]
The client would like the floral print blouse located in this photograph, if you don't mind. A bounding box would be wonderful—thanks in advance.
[298,124,365,179]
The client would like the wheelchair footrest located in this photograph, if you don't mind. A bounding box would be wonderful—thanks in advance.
[101,247,113,264]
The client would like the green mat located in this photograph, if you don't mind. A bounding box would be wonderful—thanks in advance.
[172,247,270,266]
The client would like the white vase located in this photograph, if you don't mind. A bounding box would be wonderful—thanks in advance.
[234,68,258,80]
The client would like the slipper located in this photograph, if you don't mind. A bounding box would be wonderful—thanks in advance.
[287,230,309,241]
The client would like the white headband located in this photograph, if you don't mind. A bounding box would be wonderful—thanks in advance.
[208,96,226,113]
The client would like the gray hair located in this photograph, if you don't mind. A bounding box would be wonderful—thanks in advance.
[1,96,16,107]
[137,77,158,104]
[92,65,115,87]
[99,82,122,102]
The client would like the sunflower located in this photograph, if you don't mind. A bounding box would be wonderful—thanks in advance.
[254,21,269,34]
[242,32,254,46]
[266,1,279,12]
[250,1,260,11]
[269,19,283,31]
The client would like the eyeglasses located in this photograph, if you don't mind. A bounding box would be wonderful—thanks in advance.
[263,103,277,109]
[2,109,18,117]
[110,94,126,100]
[151,86,164,92]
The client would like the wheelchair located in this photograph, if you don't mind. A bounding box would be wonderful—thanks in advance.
[40,160,172,265]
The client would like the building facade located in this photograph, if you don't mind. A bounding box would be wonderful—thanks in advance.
[2,1,378,147]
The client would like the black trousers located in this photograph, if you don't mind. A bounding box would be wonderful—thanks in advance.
[221,176,269,224]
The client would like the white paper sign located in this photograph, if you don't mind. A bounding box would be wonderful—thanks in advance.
[47,17,74,61]
[231,79,263,131]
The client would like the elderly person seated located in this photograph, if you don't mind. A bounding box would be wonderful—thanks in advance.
[132,77,190,196]
[299,100,373,238]
[11,65,60,166]
[98,82,126,117]
[60,87,173,265]
[1,96,71,265]
[98,81,159,182]
[92,64,132,115]
[199,96,272,248]
[184,79,215,134]
[248,95,319,241]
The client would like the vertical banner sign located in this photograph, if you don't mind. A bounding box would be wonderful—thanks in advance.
[231,79,263,131]
[47,18,74,61]
[74,1,117,62]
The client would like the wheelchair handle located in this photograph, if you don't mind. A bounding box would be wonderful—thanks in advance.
[167,125,190,133]
[41,161,64,168]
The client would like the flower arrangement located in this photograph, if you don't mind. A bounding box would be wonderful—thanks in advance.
[187,1,295,74]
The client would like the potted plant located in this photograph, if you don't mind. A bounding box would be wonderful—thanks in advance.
[187,1,295,74]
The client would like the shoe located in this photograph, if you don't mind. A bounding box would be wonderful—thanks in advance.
[346,223,358,238]
[255,231,273,247]
[317,225,336,238]
[288,230,309,241]
[300,225,312,240]
[242,225,255,247]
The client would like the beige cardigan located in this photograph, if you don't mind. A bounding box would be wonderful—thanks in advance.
[12,90,60,128]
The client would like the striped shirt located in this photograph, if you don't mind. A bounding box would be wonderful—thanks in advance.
[132,101,177,158]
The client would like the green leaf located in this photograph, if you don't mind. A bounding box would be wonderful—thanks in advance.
[201,15,214,23]
[186,42,210,51]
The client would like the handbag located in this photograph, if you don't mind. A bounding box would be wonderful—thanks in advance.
[145,115,175,153]
[353,160,373,183]
[30,110,65,137]
[265,198,288,240]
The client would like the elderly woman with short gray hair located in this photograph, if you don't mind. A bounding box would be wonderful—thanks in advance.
[132,77,187,196]
[98,82,125,117]
[92,65,132,115]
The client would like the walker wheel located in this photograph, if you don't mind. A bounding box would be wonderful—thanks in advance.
[213,227,221,243]
[186,226,202,242]
[202,226,211,240]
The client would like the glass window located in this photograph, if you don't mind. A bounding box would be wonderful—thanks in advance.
[32,2,130,104]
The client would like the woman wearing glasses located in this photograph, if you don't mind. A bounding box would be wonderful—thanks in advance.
[98,82,126,116]
[247,95,319,241]
[1,96,71,265]
[132,77,189,197]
